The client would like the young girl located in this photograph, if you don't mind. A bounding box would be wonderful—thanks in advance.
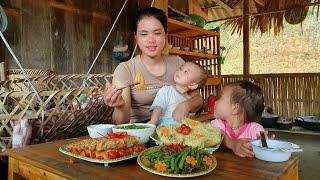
[211,80,265,141]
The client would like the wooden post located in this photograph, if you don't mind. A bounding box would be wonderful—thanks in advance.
[243,0,250,80]
[0,62,6,81]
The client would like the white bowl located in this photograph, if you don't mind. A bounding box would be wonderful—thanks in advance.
[112,123,156,144]
[87,124,114,138]
[251,139,300,162]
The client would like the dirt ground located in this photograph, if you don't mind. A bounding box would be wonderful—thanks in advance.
[220,12,320,75]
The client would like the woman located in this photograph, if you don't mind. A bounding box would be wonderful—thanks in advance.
[101,7,203,124]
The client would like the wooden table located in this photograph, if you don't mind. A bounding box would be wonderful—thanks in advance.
[7,137,299,180]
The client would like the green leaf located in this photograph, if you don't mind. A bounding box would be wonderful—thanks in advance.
[188,14,207,27]
[203,21,223,30]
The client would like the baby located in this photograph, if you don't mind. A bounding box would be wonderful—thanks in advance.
[211,80,265,140]
[148,62,207,126]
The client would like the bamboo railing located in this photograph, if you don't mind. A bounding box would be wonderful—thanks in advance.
[219,73,320,119]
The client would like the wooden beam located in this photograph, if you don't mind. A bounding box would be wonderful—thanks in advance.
[212,0,233,12]
[49,2,109,21]
[168,5,188,17]
[188,0,208,19]
[3,7,21,17]
[243,0,250,80]
[254,0,265,6]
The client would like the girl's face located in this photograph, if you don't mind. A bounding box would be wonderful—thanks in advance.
[214,86,234,120]
[136,16,166,58]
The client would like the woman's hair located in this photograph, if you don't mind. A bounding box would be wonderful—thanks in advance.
[134,7,167,33]
[227,80,264,122]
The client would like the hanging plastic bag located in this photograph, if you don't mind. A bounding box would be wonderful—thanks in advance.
[113,31,130,61]
[12,119,32,148]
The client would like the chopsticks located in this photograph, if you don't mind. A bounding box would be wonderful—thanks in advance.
[93,82,140,100]
[117,82,140,90]
[260,131,268,148]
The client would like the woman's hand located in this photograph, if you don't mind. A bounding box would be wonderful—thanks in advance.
[97,83,125,108]
[231,138,255,158]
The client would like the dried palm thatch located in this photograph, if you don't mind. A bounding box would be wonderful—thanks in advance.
[221,0,320,35]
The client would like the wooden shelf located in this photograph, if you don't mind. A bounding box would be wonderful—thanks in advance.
[169,48,216,59]
[167,17,221,84]
[168,18,219,38]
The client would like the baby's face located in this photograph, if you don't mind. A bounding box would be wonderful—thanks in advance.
[214,86,233,120]
[174,63,200,87]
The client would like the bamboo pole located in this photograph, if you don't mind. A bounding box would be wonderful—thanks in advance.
[0,62,6,81]
[243,0,250,80]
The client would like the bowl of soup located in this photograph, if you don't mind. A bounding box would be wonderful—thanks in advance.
[112,123,156,144]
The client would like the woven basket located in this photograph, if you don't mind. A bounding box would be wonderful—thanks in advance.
[7,69,53,80]
[0,74,114,149]
[1,74,112,92]
[6,69,54,91]
[0,88,113,148]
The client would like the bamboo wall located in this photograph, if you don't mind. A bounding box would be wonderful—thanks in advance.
[220,73,320,119]
[0,0,137,74]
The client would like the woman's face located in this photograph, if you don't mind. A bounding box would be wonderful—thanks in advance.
[136,16,166,58]
[214,86,234,120]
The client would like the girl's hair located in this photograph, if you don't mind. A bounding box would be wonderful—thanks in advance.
[134,7,167,33]
[227,80,264,122]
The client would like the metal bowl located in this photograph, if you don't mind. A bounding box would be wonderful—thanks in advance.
[260,114,279,128]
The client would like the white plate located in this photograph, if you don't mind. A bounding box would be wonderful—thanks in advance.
[59,145,139,167]
[137,146,217,178]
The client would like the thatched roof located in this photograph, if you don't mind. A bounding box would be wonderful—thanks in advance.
[198,0,320,35]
